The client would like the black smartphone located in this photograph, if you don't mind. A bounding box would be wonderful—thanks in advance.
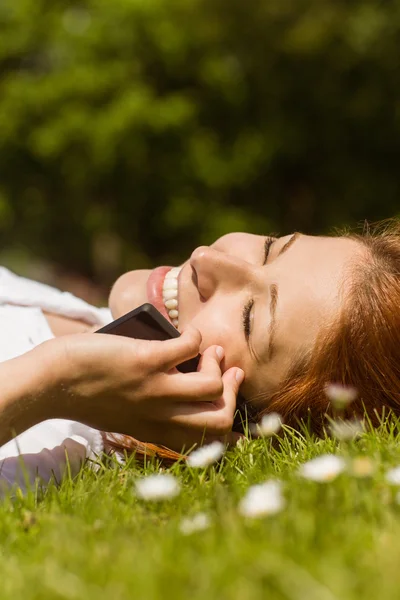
[95,303,200,374]
[96,303,255,431]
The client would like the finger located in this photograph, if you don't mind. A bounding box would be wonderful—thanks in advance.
[160,348,224,402]
[144,325,202,371]
[158,345,224,402]
[165,367,245,434]
[197,345,224,376]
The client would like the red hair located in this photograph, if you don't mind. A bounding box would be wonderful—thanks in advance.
[262,219,400,429]
[103,432,183,466]
[104,219,400,461]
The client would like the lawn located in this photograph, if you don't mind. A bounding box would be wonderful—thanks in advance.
[2,422,400,600]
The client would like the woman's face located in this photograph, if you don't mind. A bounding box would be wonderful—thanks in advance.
[109,233,362,410]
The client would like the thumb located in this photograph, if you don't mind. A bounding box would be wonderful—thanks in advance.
[157,324,202,370]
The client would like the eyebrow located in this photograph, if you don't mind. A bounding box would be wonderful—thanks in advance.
[277,231,301,258]
[266,232,301,360]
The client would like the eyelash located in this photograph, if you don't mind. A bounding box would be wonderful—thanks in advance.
[242,236,275,339]
[263,237,274,265]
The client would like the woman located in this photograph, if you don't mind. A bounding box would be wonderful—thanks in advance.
[0,220,399,490]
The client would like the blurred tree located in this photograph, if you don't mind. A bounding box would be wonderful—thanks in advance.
[0,0,399,285]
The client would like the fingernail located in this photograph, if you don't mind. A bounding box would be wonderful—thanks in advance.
[235,368,245,384]
[216,346,224,360]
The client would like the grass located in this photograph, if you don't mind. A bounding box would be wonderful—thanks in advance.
[2,422,400,599]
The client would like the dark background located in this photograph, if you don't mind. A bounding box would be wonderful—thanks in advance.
[1,0,399,302]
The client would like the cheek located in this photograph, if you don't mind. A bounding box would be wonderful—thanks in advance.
[109,270,151,318]
[189,311,245,369]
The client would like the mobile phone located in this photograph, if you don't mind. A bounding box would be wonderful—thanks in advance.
[95,303,200,373]
[96,303,255,431]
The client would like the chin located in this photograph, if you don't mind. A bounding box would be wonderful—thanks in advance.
[108,269,151,318]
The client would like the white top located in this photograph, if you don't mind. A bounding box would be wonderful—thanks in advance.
[0,267,113,493]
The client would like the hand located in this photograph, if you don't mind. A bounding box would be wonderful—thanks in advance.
[44,327,244,452]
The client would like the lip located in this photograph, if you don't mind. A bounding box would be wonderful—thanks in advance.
[146,266,174,322]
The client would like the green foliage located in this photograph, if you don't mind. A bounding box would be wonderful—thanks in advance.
[1,0,400,282]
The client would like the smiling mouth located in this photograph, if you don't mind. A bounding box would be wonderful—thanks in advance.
[162,267,182,327]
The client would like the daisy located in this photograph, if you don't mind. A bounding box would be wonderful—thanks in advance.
[179,513,211,535]
[238,480,285,518]
[324,383,358,410]
[386,466,400,486]
[298,454,346,482]
[257,413,283,437]
[187,441,225,468]
[135,474,181,501]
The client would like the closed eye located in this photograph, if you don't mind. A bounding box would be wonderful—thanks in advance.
[243,236,276,342]
[263,237,275,265]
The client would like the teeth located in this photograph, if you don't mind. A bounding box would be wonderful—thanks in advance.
[162,267,181,328]
[163,279,178,290]
[165,267,181,278]
[164,299,178,310]
[163,289,178,301]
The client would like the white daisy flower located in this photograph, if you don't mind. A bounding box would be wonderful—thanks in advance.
[179,513,211,535]
[298,454,346,482]
[135,474,181,501]
[386,467,400,486]
[238,480,285,518]
[324,383,358,410]
[187,441,225,468]
[329,419,364,441]
[257,413,283,437]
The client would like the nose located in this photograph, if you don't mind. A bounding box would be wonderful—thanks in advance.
[190,246,254,300]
